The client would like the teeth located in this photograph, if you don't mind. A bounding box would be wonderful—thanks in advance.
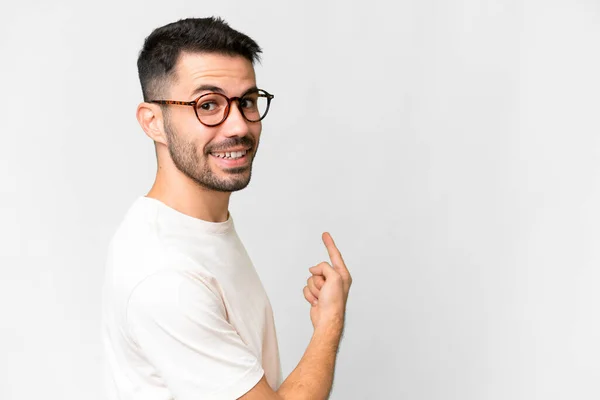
[211,149,248,159]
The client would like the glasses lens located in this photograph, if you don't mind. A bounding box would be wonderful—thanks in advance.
[196,93,228,125]
[240,90,270,122]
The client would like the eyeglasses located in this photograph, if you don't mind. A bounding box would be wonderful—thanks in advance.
[150,88,274,127]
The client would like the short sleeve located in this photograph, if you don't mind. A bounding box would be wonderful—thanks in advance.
[126,270,264,400]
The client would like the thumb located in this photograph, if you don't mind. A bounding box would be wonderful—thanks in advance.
[309,265,322,275]
[310,262,338,280]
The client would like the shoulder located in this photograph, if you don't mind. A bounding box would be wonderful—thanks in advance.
[105,201,220,290]
[106,198,161,263]
[105,234,223,324]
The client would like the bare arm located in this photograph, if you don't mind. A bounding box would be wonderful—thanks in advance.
[276,317,343,399]
[239,232,352,400]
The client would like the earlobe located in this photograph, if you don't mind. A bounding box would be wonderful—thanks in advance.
[136,102,167,145]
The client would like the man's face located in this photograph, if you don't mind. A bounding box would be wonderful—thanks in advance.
[162,52,261,192]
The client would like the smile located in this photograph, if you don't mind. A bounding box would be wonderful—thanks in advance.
[210,149,249,159]
[209,149,251,168]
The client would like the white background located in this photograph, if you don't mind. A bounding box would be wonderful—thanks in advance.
[1,1,599,399]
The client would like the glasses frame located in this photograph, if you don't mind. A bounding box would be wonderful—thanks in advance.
[150,88,274,127]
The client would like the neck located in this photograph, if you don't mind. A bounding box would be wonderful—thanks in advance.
[146,166,231,223]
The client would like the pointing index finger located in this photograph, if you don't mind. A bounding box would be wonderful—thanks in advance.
[322,232,347,271]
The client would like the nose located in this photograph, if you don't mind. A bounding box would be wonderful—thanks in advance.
[221,101,251,137]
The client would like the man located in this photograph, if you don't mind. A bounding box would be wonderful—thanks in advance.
[102,17,352,400]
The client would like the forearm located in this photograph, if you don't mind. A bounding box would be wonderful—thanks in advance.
[277,319,343,400]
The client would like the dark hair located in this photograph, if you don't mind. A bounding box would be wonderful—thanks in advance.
[137,17,262,101]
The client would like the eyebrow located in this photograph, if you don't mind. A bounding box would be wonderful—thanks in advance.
[190,85,225,98]
[189,85,259,99]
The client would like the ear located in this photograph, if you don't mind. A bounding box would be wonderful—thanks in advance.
[136,102,168,146]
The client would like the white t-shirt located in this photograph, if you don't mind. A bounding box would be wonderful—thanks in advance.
[102,196,282,400]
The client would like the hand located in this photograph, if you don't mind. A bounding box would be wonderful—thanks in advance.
[303,232,352,330]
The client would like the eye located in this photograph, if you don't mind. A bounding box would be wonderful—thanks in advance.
[199,101,218,111]
[240,98,255,109]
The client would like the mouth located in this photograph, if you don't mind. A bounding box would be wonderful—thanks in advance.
[209,147,252,167]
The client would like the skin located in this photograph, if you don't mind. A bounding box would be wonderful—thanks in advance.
[137,52,261,223]
[241,231,353,400]
[136,52,352,400]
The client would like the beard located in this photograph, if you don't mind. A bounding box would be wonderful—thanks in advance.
[163,115,258,193]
